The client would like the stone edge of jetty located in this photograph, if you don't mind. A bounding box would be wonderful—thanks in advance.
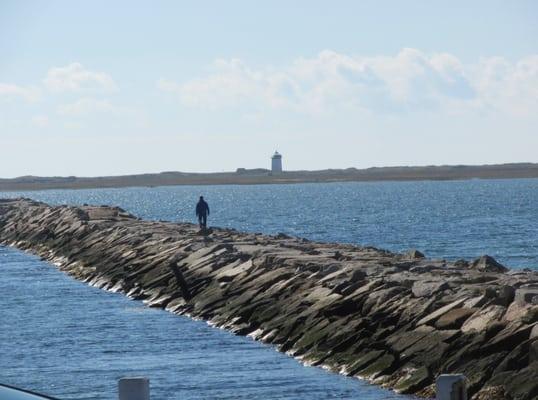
[1,198,537,400]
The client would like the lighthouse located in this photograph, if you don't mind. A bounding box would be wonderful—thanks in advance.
[271,151,283,173]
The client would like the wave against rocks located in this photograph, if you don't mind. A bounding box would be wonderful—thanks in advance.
[1,198,537,399]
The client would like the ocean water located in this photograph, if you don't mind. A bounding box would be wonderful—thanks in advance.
[1,179,537,399]
[2,178,537,268]
[0,247,407,400]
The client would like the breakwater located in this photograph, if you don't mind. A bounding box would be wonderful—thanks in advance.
[1,199,537,399]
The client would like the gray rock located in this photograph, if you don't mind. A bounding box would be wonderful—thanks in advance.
[412,280,449,297]
[435,307,476,329]
[406,249,425,259]
[417,298,467,326]
[515,287,538,305]
[470,255,508,273]
[461,305,506,333]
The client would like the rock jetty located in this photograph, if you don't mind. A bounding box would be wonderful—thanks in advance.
[1,198,537,399]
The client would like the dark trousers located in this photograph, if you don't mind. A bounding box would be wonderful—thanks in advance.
[198,214,207,228]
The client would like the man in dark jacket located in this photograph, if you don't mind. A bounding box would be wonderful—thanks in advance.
[195,196,210,228]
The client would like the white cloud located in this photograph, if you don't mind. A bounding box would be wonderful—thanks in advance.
[57,98,117,116]
[158,49,537,117]
[471,55,538,116]
[31,114,49,127]
[0,83,40,102]
[44,63,117,93]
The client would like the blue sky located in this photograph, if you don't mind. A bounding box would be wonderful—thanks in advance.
[1,1,537,177]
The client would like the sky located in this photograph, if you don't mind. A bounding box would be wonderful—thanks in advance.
[1,0,537,177]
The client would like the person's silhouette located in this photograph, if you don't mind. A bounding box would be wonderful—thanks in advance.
[195,196,210,229]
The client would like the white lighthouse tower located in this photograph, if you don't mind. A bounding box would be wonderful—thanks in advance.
[271,151,283,173]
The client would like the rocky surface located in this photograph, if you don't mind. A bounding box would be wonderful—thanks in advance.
[1,198,537,399]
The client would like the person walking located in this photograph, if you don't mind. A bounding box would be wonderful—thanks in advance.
[195,196,210,229]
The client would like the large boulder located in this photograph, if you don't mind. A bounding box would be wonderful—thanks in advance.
[515,287,538,305]
[406,249,425,259]
[392,365,431,394]
[504,302,536,322]
[470,255,508,273]
[417,298,467,326]
[487,362,538,400]
[412,280,449,298]
[461,305,506,333]
[483,285,516,307]
[472,385,510,400]
[435,307,477,329]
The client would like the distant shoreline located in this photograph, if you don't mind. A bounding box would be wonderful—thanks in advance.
[1,162,537,192]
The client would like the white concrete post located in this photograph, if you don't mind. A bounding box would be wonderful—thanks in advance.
[118,377,150,400]
[436,374,467,400]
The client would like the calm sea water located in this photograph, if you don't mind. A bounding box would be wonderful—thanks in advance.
[0,246,404,400]
[2,179,537,268]
[1,179,537,399]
